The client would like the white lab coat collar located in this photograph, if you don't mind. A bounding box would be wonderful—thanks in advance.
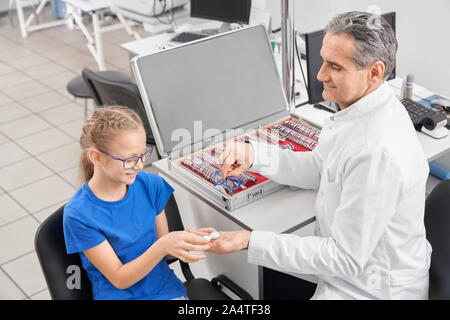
[327,82,392,125]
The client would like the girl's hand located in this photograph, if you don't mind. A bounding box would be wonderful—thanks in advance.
[159,231,210,263]
[187,228,251,255]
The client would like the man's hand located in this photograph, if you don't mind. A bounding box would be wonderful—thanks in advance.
[219,142,255,179]
[188,228,252,255]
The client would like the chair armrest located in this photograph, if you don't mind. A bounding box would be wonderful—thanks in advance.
[211,274,254,300]
[165,254,178,265]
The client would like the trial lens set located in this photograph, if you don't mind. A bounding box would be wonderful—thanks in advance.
[180,118,320,196]
[181,149,257,196]
[250,118,319,151]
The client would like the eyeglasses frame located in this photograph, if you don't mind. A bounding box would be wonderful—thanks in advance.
[85,144,153,170]
[213,170,245,196]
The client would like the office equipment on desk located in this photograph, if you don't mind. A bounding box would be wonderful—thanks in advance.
[430,98,450,112]
[170,31,208,43]
[429,162,450,180]
[190,0,251,34]
[399,97,448,138]
[132,25,321,211]
[304,30,324,105]
[418,94,450,127]
[167,0,252,44]
[304,12,396,105]
[421,95,450,128]
[313,101,338,113]
[401,98,436,127]
[421,112,448,139]
[400,73,414,99]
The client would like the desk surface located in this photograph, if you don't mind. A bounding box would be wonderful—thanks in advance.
[153,158,317,234]
[120,19,229,56]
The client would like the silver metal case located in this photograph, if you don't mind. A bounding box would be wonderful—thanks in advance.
[131,25,301,211]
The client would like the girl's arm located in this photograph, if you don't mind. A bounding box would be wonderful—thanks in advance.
[83,210,210,290]
[155,210,169,240]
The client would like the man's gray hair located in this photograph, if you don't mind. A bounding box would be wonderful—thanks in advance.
[325,11,398,80]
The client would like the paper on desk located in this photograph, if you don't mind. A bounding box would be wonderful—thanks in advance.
[387,77,403,90]
[293,104,332,129]
[387,77,435,100]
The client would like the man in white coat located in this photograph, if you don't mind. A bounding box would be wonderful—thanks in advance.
[194,11,432,299]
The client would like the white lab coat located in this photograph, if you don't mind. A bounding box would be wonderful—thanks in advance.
[247,82,432,299]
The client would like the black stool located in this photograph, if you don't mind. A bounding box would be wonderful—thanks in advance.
[67,75,94,120]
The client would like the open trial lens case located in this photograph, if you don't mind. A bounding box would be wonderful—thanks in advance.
[132,25,320,211]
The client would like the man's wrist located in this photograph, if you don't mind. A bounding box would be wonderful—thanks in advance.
[240,230,252,251]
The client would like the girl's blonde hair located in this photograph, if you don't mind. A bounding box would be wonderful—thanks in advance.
[79,106,144,183]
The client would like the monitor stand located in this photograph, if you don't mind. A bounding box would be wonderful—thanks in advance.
[200,22,240,35]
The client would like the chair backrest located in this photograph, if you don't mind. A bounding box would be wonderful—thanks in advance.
[424,179,450,300]
[164,194,195,281]
[165,194,185,232]
[34,205,93,300]
[81,67,155,146]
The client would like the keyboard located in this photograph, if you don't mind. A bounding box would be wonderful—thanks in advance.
[401,98,436,127]
[170,32,208,43]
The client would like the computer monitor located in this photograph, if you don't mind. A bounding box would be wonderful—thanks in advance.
[190,0,252,25]
[305,12,396,105]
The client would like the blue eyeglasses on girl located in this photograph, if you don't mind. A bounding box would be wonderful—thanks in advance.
[85,144,153,170]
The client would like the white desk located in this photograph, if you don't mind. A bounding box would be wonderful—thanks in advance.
[120,19,223,57]
[14,0,67,38]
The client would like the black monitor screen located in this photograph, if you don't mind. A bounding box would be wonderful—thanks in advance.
[305,12,396,105]
[305,30,326,106]
[191,0,252,24]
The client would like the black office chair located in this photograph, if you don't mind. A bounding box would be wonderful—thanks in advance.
[424,179,450,300]
[35,195,253,300]
[81,67,159,158]
[34,205,93,300]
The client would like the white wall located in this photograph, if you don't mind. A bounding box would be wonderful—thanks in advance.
[262,0,450,97]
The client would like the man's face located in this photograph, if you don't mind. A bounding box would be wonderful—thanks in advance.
[317,32,372,109]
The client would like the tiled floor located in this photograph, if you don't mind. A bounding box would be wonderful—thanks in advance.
[0,6,156,300]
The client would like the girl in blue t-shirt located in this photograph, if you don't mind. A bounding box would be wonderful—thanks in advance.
[63,106,210,300]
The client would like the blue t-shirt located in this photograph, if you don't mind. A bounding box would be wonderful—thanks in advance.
[63,171,187,300]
